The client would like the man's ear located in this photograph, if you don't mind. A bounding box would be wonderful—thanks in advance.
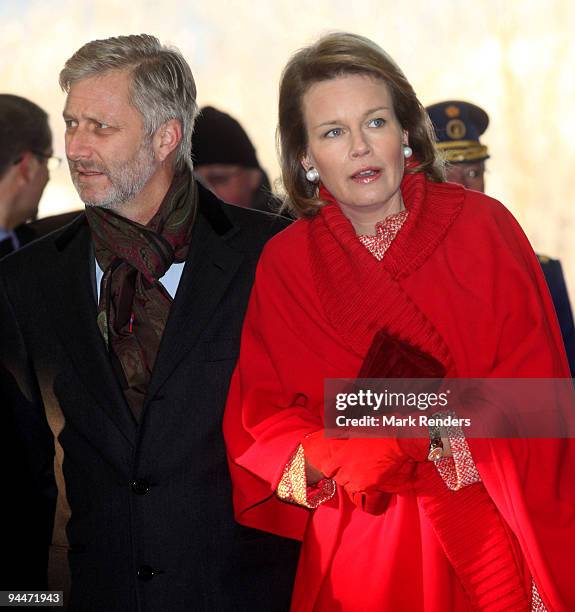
[14,152,38,184]
[153,119,182,162]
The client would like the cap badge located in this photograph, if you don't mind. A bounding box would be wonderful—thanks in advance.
[446,119,466,139]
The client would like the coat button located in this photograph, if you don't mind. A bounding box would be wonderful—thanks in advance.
[130,479,150,495]
[137,565,155,581]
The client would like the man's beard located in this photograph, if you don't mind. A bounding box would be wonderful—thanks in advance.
[70,138,158,210]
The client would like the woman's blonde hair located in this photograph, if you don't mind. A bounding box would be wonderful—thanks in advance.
[278,32,444,217]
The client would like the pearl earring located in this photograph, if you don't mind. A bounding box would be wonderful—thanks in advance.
[403,145,413,159]
[305,167,320,183]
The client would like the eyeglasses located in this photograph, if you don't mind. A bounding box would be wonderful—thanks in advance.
[13,151,62,171]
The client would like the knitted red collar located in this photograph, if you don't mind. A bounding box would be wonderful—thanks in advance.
[308,172,464,368]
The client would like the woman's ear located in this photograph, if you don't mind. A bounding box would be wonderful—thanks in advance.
[301,151,313,173]
[402,130,409,146]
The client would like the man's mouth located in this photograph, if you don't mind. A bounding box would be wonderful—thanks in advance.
[75,168,105,179]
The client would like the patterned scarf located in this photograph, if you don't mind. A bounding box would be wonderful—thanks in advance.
[86,169,197,421]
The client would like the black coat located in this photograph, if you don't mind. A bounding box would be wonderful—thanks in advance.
[0,211,82,258]
[0,183,299,611]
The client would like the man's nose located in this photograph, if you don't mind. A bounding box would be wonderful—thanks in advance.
[66,127,92,161]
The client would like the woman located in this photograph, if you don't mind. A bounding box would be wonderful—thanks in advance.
[223,33,575,611]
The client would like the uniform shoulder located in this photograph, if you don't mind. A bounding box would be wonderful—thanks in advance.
[537,253,560,266]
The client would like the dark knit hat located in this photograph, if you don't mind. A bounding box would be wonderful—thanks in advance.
[425,100,490,163]
[191,106,260,169]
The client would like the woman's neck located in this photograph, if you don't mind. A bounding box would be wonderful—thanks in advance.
[338,196,405,236]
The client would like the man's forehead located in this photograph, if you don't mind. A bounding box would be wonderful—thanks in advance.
[64,70,134,114]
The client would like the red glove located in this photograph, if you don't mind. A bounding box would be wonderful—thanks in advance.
[303,331,445,513]
[302,431,428,495]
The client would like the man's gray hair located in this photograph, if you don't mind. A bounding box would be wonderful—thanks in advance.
[59,34,197,172]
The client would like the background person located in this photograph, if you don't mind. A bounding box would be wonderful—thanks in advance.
[192,105,279,212]
[0,94,77,258]
[426,100,489,192]
[426,99,575,376]
[224,33,575,611]
[0,93,79,590]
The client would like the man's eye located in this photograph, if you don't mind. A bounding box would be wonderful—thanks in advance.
[325,128,343,138]
[97,122,111,129]
[64,119,77,128]
[368,118,385,128]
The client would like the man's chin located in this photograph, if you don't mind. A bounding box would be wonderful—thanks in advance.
[83,199,124,210]
[78,189,123,210]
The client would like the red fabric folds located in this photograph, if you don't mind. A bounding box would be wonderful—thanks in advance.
[224,171,575,611]
[415,463,531,611]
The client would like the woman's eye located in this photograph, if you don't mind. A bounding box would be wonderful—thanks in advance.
[368,118,385,128]
[325,127,343,138]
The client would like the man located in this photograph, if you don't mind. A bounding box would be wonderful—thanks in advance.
[426,100,490,193]
[427,100,575,375]
[0,35,298,610]
[0,94,79,258]
[0,94,81,592]
[192,106,279,212]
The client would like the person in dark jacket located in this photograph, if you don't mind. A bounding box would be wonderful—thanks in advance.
[192,105,280,213]
[0,34,298,610]
[0,94,80,591]
[0,94,81,260]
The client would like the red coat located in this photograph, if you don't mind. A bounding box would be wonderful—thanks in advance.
[224,172,575,611]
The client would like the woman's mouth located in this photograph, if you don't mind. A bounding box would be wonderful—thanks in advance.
[350,167,382,184]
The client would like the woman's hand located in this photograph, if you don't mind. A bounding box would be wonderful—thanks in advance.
[302,430,428,494]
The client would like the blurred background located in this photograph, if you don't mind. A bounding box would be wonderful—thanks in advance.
[2,0,574,294]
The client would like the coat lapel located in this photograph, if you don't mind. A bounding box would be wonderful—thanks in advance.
[145,187,244,404]
[144,214,243,405]
[41,216,137,446]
